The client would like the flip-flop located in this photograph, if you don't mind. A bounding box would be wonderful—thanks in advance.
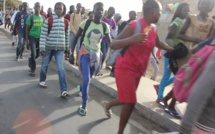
[78,105,87,116]
[158,101,167,109]
[102,101,112,118]
[164,108,181,119]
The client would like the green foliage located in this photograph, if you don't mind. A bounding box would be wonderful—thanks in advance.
[0,0,22,9]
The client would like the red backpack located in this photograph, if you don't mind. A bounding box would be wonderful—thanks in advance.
[47,17,69,34]
[103,16,115,28]
[174,45,215,103]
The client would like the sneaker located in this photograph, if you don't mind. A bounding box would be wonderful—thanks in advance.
[156,98,161,103]
[39,82,47,88]
[20,56,24,59]
[12,42,15,47]
[61,91,70,98]
[16,57,19,61]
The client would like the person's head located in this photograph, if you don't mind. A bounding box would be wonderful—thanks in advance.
[70,5,75,13]
[22,2,28,11]
[19,5,23,11]
[107,7,115,18]
[34,2,41,14]
[40,5,44,13]
[114,13,122,23]
[81,7,85,14]
[129,11,137,21]
[198,0,214,16]
[93,2,104,20]
[47,8,52,15]
[76,3,82,12]
[171,3,189,22]
[88,11,94,19]
[23,2,28,11]
[143,0,162,24]
[54,2,66,17]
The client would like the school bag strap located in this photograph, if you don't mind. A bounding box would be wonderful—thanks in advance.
[80,19,107,48]
[48,17,69,34]
[120,19,142,56]
[104,16,115,28]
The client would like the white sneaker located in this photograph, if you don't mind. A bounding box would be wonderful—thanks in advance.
[61,91,70,98]
[39,82,47,88]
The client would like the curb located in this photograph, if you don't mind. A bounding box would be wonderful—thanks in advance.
[0,27,180,132]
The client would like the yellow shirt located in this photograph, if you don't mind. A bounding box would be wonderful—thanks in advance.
[70,13,84,34]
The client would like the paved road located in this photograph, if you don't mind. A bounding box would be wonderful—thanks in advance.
[0,30,165,134]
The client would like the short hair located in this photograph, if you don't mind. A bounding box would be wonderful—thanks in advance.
[54,2,66,17]
[70,5,74,9]
[198,0,214,11]
[23,2,28,5]
[143,0,160,16]
[93,2,104,10]
[34,2,40,8]
[88,11,93,16]
[77,3,81,7]
[108,7,115,12]
[129,10,136,16]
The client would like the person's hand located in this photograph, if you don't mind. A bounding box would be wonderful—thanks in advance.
[132,33,148,43]
[69,54,74,65]
[26,41,30,50]
[40,51,45,56]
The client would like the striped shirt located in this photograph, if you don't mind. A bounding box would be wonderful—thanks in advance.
[40,14,69,52]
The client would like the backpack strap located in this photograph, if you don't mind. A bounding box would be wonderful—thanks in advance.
[101,22,107,35]
[29,15,34,30]
[121,19,142,56]
[48,17,53,34]
[104,17,108,23]
[64,18,69,32]
[80,19,93,48]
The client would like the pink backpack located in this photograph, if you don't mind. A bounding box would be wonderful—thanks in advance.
[174,45,215,103]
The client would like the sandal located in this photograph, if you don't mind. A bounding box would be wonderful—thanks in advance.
[77,85,82,96]
[164,108,181,119]
[158,101,167,109]
[79,105,87,116]
[102,101,112,118]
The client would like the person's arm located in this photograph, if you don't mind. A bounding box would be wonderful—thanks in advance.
[156,35,174,52]
[180,52,215,134]
[165,23,177,47]
[70,13,76,34]
[39,19,49,56]
[207,20,215,38]
[192,36,215,53]
[110,24,147,50]
[69,27,83,64]
[152,48,159,64]
[25,16,31,50]
[177,17,203,43]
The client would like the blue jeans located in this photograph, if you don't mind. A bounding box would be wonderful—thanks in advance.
[80,55,95,106]
[0,18,3,25]
[69,32,81,52]
[5,18,10,28]
[16,33,26,58]
[101,42,108,67]
[158,51,174,100]
[28,36,40,72]
[40,49,67,93]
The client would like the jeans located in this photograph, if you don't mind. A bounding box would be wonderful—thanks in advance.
[158,50,174,100]
[69,32,81,52]
[16,33,26,58]
[5,18,10,28]
[80,55,95,106]
[28,36,40,72]
[101,42,108,67]
[40,49,67,93]
[0,18,3,25]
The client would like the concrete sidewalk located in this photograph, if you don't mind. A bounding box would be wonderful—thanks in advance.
[1,26,187,132]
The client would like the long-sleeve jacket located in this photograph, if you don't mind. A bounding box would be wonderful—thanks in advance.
[40,14,69,52]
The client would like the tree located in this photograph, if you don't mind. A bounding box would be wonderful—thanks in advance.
[0,0,22,9]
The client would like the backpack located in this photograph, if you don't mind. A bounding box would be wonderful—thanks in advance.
[104,16,115,28]
[174,44,215,103]
[106,19,142,66]
[80,19,107,48]
[29,14,45,30]
[47,17,69,34]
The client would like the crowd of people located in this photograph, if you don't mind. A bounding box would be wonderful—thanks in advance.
[1,0,215,133]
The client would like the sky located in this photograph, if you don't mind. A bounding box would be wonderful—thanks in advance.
[24,0,143,20]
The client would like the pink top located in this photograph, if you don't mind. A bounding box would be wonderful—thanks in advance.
[115,18,158,77]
